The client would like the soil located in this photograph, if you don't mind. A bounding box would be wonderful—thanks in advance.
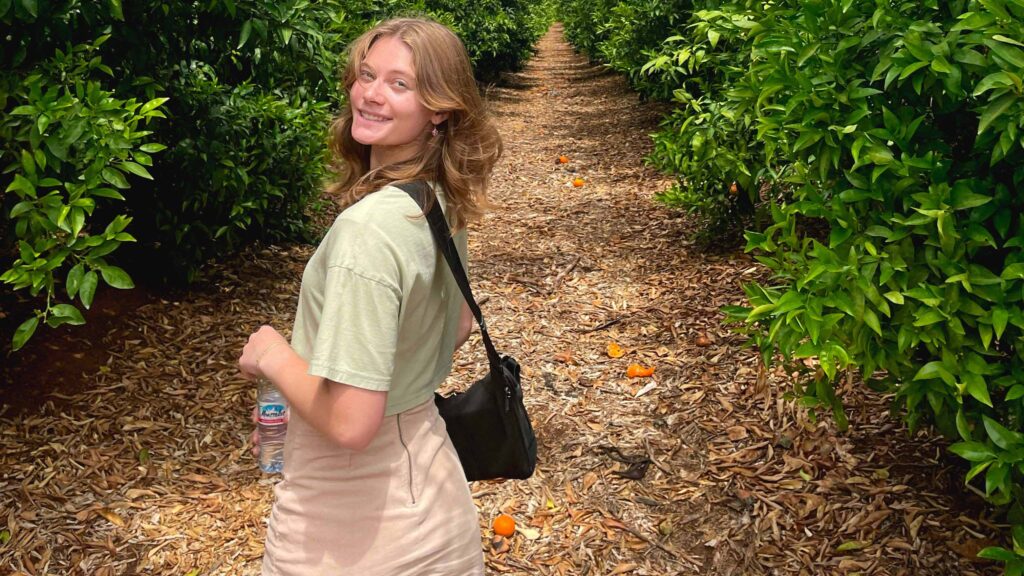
[0,24,1006,576]
[0,284,161,417]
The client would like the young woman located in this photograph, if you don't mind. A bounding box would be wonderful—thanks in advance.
[237,17,501,575]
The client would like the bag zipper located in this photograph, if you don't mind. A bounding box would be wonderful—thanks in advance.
[397,414,417,505]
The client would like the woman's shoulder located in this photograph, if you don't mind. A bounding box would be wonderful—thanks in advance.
[341,185,419,221]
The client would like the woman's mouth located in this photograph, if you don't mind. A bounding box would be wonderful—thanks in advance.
[359,111,390,122]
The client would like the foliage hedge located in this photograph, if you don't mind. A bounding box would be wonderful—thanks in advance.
[559,0,1024,570]
[1,0,549,351]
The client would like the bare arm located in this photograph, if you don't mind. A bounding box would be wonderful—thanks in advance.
[454,300,474,350]
[240,326,386,451]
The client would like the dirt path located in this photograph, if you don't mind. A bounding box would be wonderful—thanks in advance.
[0,25,1002,576]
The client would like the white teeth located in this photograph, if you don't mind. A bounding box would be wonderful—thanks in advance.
[361,111,388,122]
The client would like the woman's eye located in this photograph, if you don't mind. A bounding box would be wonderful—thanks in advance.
[359,70,373,81]
[394,80,409,89]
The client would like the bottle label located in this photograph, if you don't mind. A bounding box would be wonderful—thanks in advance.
[259,403,287,425]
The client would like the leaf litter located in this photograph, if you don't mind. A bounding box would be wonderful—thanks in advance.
[0,24,1004,575]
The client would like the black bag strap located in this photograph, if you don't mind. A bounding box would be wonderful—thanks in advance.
[395,181,502,372]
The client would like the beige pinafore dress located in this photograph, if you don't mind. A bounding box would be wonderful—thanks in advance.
[261,402,484,575]
[261,186,485,575]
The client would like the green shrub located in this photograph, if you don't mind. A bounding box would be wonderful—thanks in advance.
[685,0,1024,569]
[597,0,694,100]
[643,5,764,245]
[562,0,1024,570]
[2,0,548,349]
[0,37,166,350]
[429,0,548,78]
[557,0,619,60]
[127,70,329,281]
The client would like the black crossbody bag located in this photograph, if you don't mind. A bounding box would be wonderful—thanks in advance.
[398,181,537,482]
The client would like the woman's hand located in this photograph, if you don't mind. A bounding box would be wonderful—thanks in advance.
[238,325,290,381]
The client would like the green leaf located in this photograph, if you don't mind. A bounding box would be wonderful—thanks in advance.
[708,29,720,48]
[19,0,37,18]
[964,372,993,407]
[50,304,85,325]
[139,98,169,115]
[986,462,1010,496]
[993,35,1024,47]
[898,61,929,80]
[1007,385,1024,401]
[950,441,996,462]
[914,361,953,384]
[978,547,1018,562]
[6,174,37,198]
[863,307,882,336]
[91,188,126,201]
[967,460,993,482]
[980,323,993,350]
[984,415,1023,450]
[974,72,1014,96]
[9,201,34,218]
[989,40,1024,68]
[978,93,1017,134]
[930,55,954,74]
[66,262,85,298]
[747,303,776,322]
[951,188,991,210]
[80,271,98,309]
[883,291,904,305]
[101,167,130,189]
[100,266,134,289]
[238,20,253,49]
[107,0,123,20]
[1002,263,1024,280]
[993,308,1009,339]
[913,308,945,326]
[139,143,167,153]
[120,162,153,180]
[956,408,973,441]
[12,315,39,351]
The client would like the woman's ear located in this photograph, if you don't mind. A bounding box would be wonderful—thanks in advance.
[431,111,450,126]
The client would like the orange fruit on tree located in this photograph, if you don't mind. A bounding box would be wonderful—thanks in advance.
[558,155,570,164]
[492,513,516,537]
[572,177,585,187]
[729,182,739,195]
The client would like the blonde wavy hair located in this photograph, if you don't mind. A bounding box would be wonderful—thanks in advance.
[325,18,503,230]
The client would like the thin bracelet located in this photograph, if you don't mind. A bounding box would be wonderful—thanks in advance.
[256,341,286,370]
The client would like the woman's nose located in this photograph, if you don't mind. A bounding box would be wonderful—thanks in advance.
[363,79,382,102]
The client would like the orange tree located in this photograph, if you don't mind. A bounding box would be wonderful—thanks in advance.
[2,0,549,351]
[559,0,1024,570]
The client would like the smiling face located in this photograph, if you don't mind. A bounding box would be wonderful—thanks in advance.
[349,35,447,169]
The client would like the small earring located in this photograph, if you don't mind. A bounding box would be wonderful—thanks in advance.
[431,125,439,137]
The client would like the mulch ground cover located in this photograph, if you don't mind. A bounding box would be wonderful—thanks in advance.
[0,25,1006,575]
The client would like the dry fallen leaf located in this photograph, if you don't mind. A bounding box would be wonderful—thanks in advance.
[609,562,638,574]
[489,535,510,554]
[97,508,125,528]
[517,526,541,540]
[726,426,748,441]
[553,350,573,364]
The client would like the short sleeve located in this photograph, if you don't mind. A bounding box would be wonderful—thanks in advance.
[306,219,403,391]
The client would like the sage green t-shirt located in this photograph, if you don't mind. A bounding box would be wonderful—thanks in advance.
[290,184,468,416]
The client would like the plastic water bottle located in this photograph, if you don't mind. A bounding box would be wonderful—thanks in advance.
[257,378,288,473]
